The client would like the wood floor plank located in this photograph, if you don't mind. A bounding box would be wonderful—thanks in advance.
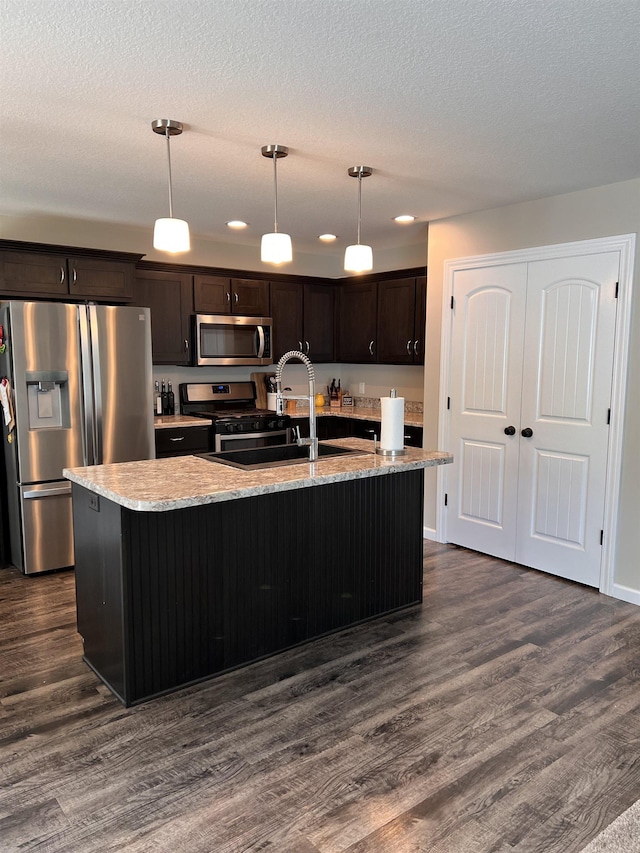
[1,543,639,852]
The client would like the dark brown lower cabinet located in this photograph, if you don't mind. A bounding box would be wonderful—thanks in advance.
[155,426,211,458]
[72,469,424,706]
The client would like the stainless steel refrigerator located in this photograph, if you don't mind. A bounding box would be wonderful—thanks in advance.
[0,301,155,574]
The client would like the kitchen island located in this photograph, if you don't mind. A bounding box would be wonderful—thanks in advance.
[64,439,452,706]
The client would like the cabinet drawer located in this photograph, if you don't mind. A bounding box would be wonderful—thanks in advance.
[155,426,211,457]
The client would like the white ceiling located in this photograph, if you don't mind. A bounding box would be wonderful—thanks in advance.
[1,0,639,256]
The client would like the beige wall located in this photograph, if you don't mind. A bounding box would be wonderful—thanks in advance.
[424,179,640,594]
[0,212,426,278]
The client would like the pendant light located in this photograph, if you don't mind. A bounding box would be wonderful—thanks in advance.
[151,119,190,254]
[261,144,292,265]
[344,166,373,273]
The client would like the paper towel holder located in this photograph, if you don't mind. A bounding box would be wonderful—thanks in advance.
[376,446,408,457]
[376,388,408,456]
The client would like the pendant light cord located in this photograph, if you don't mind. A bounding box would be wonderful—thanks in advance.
[273,153,279,234]
[356,170,362,245]
[165,128,174,219]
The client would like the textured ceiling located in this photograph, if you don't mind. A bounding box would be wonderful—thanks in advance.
[1,0,639,256]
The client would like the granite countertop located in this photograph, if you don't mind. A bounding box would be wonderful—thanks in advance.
[64,438,452,513]
[154,415,212,429]
[291,406,425,427]
[153,409,423,428]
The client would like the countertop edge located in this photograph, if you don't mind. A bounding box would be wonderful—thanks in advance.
[64,444,452,513]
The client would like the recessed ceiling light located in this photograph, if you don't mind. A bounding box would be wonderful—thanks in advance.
[393,215,416,223]
[318,234,337,242]
[226,220,248,229]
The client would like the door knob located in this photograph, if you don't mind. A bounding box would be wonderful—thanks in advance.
[504,425,516,436]
[521,427,533,438]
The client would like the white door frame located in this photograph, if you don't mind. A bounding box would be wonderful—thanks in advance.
[437,233,636,598]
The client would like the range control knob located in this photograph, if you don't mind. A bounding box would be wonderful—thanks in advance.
[267,420,276,429]
[226,424,235,433]
[253,420,261,430]
[278,419,286,429]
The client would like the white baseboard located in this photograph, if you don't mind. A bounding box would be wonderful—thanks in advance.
[610,583,640,607]
[423,526,438,541]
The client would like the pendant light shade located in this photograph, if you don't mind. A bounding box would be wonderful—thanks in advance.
[344,165,373,273]
[261,231,293,264]
[152,119,190,254]
[344,243,373,273]
[261,144,292,265]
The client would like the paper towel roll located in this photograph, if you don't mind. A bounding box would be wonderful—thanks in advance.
[380,395,405,450]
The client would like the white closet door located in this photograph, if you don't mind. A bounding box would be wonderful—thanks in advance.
[446,263,528,560]
[515,252,619,585]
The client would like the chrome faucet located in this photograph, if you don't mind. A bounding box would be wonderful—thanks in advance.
[275,350,318,462]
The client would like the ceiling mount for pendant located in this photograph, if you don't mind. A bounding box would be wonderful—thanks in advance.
[261,144,293,265]
[344,165,373,273]
[151,118,190,254]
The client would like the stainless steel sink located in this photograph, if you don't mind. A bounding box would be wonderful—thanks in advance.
[198,443,368,470]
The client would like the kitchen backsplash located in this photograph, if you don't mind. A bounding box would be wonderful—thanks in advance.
[153,362,425,408]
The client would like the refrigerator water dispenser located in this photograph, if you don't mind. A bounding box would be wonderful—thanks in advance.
[26,372,70,430]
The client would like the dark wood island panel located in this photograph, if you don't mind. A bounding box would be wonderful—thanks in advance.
[73,469,424,706]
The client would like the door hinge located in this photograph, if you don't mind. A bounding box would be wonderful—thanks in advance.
[607,408,611,425]
[615,282,619,299]
[450,296,455,310]
[444,493,448,506]
[600,530,604,545]
[447,396,451,410]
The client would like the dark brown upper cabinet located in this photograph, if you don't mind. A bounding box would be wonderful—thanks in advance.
[377,275,426,364]
[336,280,378,362]
[193,275,269,316]
[336,271,426,365]
[271,280,335,362]
[0,243,141,301]
[133,269,193,365]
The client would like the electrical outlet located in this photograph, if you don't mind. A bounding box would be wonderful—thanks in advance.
[358,382,365,394]
[89,494,100,512]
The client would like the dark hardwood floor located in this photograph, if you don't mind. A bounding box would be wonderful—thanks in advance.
[1,542,639,852]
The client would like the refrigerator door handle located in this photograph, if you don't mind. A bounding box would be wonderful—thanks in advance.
[23,484,72,499]
[78,306,95,466]
[88,305,103,465]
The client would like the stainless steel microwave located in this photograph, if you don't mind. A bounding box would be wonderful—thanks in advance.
[193,314,273,366]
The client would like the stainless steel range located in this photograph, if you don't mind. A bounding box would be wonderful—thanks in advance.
[179,381,292,452]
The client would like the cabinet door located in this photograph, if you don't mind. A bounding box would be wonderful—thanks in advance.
[231,278,270,316]
[271,280,303,359]
[68,257,133,301]
[336,281,377,362]
[349,418,381,442]
[413,275,426,364]
[0,251,69,296]
[304,282,334,362]
[377,278,416,364]
[193,275,231,314]
[133,270,193,365]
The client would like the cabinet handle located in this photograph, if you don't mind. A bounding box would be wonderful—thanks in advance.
[406,339,412,355]
[521,427,534,438]
[184,339,189,351]
[414,340,419,355]
[169,436,185,442]
[234,292,239,303]
[369,340,374,356]
[504,425,516,436]
[72,268,77,284]
[305,340,310,355]
[59,266,65,284]
[226,291,231,303]
[299,341,303,351]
